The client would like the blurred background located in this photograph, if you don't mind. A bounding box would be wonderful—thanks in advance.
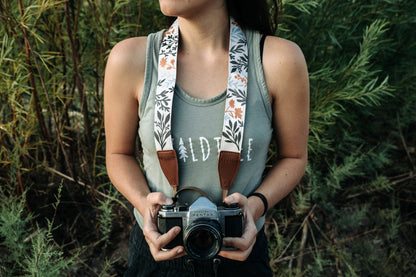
[0,0,415,276]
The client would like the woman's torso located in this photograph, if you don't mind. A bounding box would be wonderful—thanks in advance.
[134,29,273,230]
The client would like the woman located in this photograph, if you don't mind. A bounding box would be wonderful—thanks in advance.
[104,0,309,276]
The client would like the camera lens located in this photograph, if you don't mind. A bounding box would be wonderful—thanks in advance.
[189,229,214,250]
[184,219,222,260]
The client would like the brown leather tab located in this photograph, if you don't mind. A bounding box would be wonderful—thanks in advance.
[157,150,179,188]
[218,151,241,191]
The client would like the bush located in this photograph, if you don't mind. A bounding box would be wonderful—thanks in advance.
[0,185,78,276]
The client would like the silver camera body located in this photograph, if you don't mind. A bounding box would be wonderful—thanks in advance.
[157,196,244,260]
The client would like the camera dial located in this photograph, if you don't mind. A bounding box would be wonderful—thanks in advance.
[222,202,239,209]
[161,204,175,210]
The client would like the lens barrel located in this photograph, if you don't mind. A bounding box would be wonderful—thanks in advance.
[183,219,222,260]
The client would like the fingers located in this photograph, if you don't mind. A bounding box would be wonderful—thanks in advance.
[219,224,257,261]
[149,245,186,261]
[223,235,255,252]
[142,192,185,261]
[144,223,179,248]
[221,192,258,261]
[219,236,256,261]
[223,215,257,244]
[144,226,185,261]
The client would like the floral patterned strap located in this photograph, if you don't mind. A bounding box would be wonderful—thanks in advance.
[221,20,248,154]
[155,18,248,192]
[154,20,179,152]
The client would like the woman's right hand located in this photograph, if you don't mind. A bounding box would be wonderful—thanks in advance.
[142,192,186,261]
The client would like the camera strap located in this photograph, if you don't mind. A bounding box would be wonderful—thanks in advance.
[154,18,248,198]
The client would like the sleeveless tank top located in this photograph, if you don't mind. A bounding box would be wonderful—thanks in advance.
[135,29,273,230]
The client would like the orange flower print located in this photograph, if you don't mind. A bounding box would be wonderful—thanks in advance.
[167,59,176,70]
[235,74,248,87]
[160,57,167,68]
[229,99,235,108]
[165,26,174,35]
[235,107,243,119]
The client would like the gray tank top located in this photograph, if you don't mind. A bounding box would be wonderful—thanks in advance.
[135,29,273,230]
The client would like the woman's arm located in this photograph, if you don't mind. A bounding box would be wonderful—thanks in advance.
[220,36,309,261]
[104,37,185,260]
[104,37,149,213]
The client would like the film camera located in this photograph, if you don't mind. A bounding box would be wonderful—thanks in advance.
[157,196,244,260]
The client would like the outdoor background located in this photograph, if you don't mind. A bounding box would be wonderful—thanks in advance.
[0,0,415,276]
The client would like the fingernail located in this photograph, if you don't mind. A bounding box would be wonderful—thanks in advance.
[225,196,234,202]
[177,247,183,254]
[165,198,173,205]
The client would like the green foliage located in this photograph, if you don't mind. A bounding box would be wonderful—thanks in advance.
[0,0,161,274]
[23,222,76,277]
[0,0,415,276]
[267,0,416,275]
[96,189,116,248]
[0,189,32,271]
[0,184,78,276]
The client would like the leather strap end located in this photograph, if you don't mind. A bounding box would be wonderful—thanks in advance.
[222,189,229,201]
[218,151,241,191]
[157,150,179,188]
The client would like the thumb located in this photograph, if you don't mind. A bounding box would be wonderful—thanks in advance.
[147,192,173,206]
[224,193,247,206]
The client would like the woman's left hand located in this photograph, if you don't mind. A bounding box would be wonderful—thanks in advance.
[218,192,259,261]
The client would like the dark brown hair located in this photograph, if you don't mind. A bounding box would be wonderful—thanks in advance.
[226,0,280,35]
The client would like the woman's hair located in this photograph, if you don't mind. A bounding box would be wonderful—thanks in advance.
[226,0,280,35]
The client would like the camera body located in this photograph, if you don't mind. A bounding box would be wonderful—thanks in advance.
[157,196,244,260]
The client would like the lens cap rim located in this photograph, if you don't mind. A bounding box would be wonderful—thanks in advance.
[183,219,222,260]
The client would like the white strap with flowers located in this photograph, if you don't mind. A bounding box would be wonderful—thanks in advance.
[154,18,248,190]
